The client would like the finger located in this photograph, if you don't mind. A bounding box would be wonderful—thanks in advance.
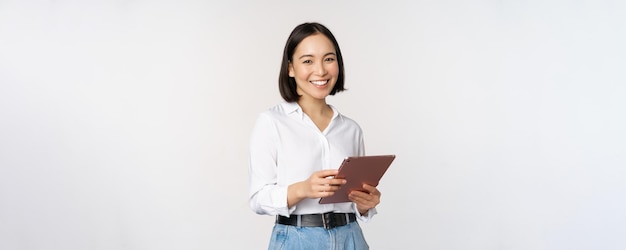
[362,184,379,194]
[350,189,373,200]
[315,169,339,178]
[327,184,344,192]
[348,190,370,200]
[326,178,347,186]
[349,193,372,205]
[318,184,333,192]
[353,191,379,203]
[318,186,337,197]
[320,183,342,193]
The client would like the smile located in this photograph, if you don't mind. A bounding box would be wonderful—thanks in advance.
[310,80,328,86]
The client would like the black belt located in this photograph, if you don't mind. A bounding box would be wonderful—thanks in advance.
[276,212,356,230]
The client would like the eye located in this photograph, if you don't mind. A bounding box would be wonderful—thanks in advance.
[302,59,313,64]
[324,57,336,62]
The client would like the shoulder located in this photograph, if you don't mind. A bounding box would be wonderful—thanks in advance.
[331,106,363,132]
[258,102,296,119]
[254,102,299,126]
[339,113,361,127]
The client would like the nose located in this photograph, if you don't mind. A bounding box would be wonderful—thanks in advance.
[313,61,327,76]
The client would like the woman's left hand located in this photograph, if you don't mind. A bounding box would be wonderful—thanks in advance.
[348,184,381,216]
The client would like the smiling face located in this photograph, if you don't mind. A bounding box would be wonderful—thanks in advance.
[288,33,339,103]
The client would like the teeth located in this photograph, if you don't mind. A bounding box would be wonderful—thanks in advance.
[311,80,327,86]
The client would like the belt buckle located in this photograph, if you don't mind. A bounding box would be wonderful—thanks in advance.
[322,212,336,230]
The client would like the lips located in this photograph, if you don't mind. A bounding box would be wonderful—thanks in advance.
[310,80,328,86]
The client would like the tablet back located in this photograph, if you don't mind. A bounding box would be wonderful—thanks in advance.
[319,154,395,204]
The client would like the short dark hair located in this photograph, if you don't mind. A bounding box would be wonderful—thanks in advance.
[278,22,346,102]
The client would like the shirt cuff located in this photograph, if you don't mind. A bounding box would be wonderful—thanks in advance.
[274,185,296,217]
[353,203,377,223]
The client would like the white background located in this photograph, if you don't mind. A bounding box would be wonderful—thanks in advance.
[1,1,625,249]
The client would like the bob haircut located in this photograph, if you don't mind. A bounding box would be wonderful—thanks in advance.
[279,22,346,102]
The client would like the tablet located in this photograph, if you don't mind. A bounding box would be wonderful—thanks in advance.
[319,154,395,204]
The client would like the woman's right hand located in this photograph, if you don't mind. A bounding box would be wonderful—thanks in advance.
[287,170,346,207]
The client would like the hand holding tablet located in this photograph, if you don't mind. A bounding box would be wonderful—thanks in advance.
[319,155,396,204]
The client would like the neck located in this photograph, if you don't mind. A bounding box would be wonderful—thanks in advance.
[298,98,330,117]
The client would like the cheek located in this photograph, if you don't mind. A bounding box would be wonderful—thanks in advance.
[292,66,310,79]
[328,64,340,76]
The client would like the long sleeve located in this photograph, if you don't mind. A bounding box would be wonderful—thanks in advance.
[248,114,294,216]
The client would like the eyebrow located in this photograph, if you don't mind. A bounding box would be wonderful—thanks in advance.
[298,52,336,59]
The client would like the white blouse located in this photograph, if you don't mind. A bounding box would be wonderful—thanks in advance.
[248,102,376,222]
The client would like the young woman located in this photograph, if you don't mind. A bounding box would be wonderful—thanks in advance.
[248,22,380,250]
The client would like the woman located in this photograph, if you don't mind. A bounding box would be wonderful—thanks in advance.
[248,22,380,250]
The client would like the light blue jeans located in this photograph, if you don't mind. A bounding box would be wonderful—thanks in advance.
[268,221,369,250]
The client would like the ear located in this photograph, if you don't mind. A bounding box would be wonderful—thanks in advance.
[288,61,295,77]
